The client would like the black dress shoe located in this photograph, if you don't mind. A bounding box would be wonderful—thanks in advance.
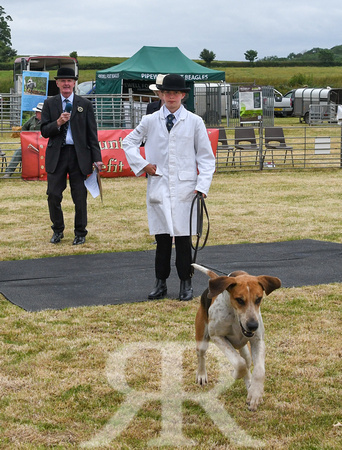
[73,236,86,245]
[179,279,193,301]
[50,232,64,244]
[148,279,167,300]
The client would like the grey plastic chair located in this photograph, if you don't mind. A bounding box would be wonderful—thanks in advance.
[217,128,234,166]
[264,127,294,166]
[234,127,258,166]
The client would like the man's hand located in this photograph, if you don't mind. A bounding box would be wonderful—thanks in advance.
[57,112,71,128]
[94,162,106,172]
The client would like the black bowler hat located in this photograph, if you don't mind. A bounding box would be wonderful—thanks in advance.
[156,74,190,92]
[54,67,78,80]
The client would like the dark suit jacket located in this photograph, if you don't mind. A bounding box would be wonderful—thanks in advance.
[146,100,162,115]
[41,94,102,176]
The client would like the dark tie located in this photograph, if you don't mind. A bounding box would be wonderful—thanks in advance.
[61,99,70,146]
[166,113,175,132]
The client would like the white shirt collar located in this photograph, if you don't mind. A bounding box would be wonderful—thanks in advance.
[162,104,183,121]
[61,92,74,103]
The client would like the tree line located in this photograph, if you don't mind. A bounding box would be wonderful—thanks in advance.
[200,46,342,67]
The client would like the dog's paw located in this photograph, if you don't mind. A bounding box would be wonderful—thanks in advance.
[196,371,208,385]
[246,392,263,411]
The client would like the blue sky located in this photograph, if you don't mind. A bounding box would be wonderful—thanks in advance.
[3,0,342,61]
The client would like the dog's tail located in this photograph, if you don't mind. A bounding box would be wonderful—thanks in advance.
[191,263,219,279]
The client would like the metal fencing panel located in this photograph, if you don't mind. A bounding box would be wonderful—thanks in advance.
[1,91,342,178]
[0,93,21,128]
[309,104,337,125]
[0,91,155,131]
[194,83,224,127]
[226,84,274,128]
[216,125,342,172]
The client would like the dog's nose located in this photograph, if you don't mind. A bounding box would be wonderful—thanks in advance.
[247,319,259,332]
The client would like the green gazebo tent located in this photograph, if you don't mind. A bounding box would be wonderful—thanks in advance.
[96,46,225,112]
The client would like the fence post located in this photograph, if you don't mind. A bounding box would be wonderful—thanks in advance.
[258,120,264,171]
[340,125,342,168]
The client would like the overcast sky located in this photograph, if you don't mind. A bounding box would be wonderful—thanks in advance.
[3,0,342,62]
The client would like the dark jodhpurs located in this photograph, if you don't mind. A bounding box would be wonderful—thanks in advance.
[155,233,192,281]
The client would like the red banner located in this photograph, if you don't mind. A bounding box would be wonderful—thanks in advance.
[21,128,219,180]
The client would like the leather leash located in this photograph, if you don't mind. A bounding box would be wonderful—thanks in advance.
[189,193,229,277]
[190,192,210,273]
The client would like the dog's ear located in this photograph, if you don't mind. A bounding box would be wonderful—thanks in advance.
[228,270,248,277]
[208,276,236,299]
[257,276,281,295]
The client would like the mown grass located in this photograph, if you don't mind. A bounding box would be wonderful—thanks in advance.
[0,169,342,448]
[0,284,341,448]
[2,169,342,260]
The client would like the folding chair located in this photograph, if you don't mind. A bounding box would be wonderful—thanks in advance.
[264,127,294,166]
[217,128,234,166]
[234,127,258,167]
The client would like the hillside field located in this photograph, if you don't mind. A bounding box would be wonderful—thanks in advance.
[1,57,342,93]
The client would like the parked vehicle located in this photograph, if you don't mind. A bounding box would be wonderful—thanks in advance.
[13,55,79,95]
[76,80,96,95]
[194,82,230,121]
[274,89,293,117]
[291,87,342,124]
[9,55,79,126]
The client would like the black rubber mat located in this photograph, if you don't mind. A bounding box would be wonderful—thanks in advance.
[0,239,341,311]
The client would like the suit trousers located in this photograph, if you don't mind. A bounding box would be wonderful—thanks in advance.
[155,234,192,281]
[47,145,88,237]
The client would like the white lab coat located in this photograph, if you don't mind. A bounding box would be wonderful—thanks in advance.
[122,105,216,236]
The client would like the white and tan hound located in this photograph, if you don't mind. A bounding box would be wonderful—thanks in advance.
[193,263,281,411]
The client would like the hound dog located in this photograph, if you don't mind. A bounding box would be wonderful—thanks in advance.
[193,263,281,411]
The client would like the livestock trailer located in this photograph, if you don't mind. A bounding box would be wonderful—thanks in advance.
[13,55,79,96]
[9,55,79,126]
[292,87,342,124]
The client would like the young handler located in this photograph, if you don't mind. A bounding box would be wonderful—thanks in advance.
[123,74,215,301]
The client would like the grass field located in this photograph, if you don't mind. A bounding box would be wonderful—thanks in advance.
[0,170,342,449]
[1,59,341,448]
[2,59,342,93]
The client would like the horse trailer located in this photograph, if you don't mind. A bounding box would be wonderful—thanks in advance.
[292,87,342,124]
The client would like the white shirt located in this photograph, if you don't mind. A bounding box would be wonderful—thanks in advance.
[163,104,181,119]
[61,93,74,145]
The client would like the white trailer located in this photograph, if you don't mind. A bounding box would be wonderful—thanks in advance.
[292,87,342,124]
[13,55,79,96]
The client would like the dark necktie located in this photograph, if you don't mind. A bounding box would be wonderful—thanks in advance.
[61,99,71,146]
[166,113,175,132]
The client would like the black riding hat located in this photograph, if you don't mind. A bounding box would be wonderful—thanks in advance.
[156,74,190,92]
[54,67,78,80]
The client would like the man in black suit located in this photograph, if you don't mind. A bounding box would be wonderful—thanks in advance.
[41,67,104,245]
[146,74,166,115]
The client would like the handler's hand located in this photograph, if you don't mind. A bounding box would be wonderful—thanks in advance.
[144,163,158,176]
[195,190,206,198]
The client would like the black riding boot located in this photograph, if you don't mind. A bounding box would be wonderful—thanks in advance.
[148,279,167,300]
[179,278,193,301]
